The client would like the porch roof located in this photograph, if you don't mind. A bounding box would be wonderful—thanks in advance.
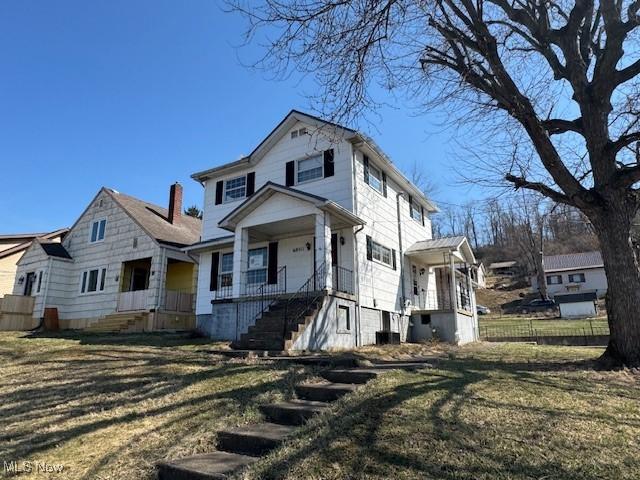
[183,235,234,253]
[405,236,476,266]
[218,182,366,231]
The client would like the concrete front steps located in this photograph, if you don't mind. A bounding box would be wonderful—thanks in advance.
[84,312,147,333]
[156,367,379,480]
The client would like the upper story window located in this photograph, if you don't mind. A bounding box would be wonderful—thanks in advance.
[372,241,392,266]
[367,163,383,193]
[410,199,423,223]
[224,176,246,202]
[297,155,323,183]
[568,273,586,283]
[546,274,562,285]
[90,219,106,243]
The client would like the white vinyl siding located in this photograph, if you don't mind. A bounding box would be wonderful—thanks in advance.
[297,155,323,184]
[224,176,246,203]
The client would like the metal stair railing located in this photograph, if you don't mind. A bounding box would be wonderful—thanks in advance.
[282,262,327,341]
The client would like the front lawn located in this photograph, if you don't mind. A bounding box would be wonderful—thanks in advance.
[0,332,304,479]
[1,333,638,480]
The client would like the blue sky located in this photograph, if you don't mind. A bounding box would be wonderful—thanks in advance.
[0,0,476,234]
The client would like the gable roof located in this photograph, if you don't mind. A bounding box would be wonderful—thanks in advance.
[190,109,437,213]
[104,189,201,248]
[217,182,365,231]
[543,251,603,272]
[39,241,72,259]
[405,235,476,265]
[0,228,69,260]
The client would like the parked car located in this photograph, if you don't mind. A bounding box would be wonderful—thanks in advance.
[477,305,491,315]
[519,299,557,314]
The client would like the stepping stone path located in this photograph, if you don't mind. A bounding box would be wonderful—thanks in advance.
[156,366,403,479]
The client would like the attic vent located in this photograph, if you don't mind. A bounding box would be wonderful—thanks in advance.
[98,199,104,208]
[291,130,298,139]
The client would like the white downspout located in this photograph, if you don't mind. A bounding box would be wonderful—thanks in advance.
[40,257,53,320]
[351,146,363,347]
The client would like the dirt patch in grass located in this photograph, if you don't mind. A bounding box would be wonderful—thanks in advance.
[0,332,310,480]
[240,343,640,480]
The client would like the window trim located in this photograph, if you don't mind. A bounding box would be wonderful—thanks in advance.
[79,266,108,295]
[296,154,324,185]
[568,272,586,283]
[220,252,234,287]
[410,198,423,223]
[336,305,351,333]
[89,218,107,243]
[223,175,247,203]
[371,239,393,268]
[366,162,384,194]
[247,247,268,285]
[546,274,563,285]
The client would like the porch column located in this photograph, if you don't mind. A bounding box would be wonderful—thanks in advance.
[449,253,457,311]
[314,212,332,290]
[466,263,479,340]
[232,227,249,298]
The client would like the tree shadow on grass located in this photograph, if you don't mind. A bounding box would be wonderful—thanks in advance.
[244,355,635,480]
[20,330,221,348]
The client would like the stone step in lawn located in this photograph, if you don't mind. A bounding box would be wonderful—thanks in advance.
[217,422,296,456]
[294,382,358,402]
[156,451,257,480]
[260,399,329,426]
[320,368,381,384]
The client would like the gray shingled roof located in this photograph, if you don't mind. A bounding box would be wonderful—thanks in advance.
[107,190,201,247]
[489,261,517,269]
[544,251,603,272]
[405,236,466,252]
[40,242,72,259]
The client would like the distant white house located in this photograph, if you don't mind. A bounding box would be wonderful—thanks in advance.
[530,251,607,298]
[186,110,479,351]
[488,260,519,277]
[13,184,201,331]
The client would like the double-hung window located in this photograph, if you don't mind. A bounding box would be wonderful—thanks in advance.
[410,199,423,223]
[90,219,106,243]
[220,253,234,287]
[80,267,107,294]
[367,163,383,193]
[224,176,246,202]
[546,274,563,285]
[247,247,267,284]
[568,273,586,283]
[372,241,392,266]
[297,155,323,183]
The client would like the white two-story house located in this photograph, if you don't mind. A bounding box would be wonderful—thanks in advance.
[187,110,478,350]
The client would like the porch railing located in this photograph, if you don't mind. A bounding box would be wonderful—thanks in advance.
[237,266,288,328]
[164,290,194,313]
[117,290,148,312]
[283,262,327,338]
[332,266,354,295]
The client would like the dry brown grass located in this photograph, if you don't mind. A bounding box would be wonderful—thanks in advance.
[0,332,308,480]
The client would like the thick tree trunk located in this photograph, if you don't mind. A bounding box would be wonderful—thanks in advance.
[592,208,640,368]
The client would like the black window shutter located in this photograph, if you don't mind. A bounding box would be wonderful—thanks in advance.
[408,194,413,216]
[324,149,335,178]
[210,252,219,291]
[331,233,338,265]
[267,242,278,284]
[366,235,373,261]
[215,181,224,205]
[363,155,370,184]
[382,172,387,197]
[246,172,255,196]
[421,205,425,226]
[285,161,295,186]
[392,249,397,270]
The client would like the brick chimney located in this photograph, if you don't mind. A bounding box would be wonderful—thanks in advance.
[168,182,182,224]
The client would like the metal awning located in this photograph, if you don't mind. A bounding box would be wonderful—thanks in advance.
[405,236,476,266]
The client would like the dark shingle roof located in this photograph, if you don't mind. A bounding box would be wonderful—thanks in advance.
[107,190,201,247]
[544,251,603,272]
[39,242,72,259]
[0,229,69,260]
[554,291,598,303]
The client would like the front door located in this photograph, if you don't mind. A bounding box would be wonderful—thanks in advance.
[23,272,36,296]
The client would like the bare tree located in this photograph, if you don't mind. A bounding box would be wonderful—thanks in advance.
[230,0,640,367]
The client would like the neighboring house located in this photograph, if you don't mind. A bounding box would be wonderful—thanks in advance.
[186,110,478,350]
[0,229,68,298]
[488,261,519,277]
[530,251,607,298]
[13,184,201,331]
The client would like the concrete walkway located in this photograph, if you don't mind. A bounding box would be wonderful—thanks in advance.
[156,362,428,479]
